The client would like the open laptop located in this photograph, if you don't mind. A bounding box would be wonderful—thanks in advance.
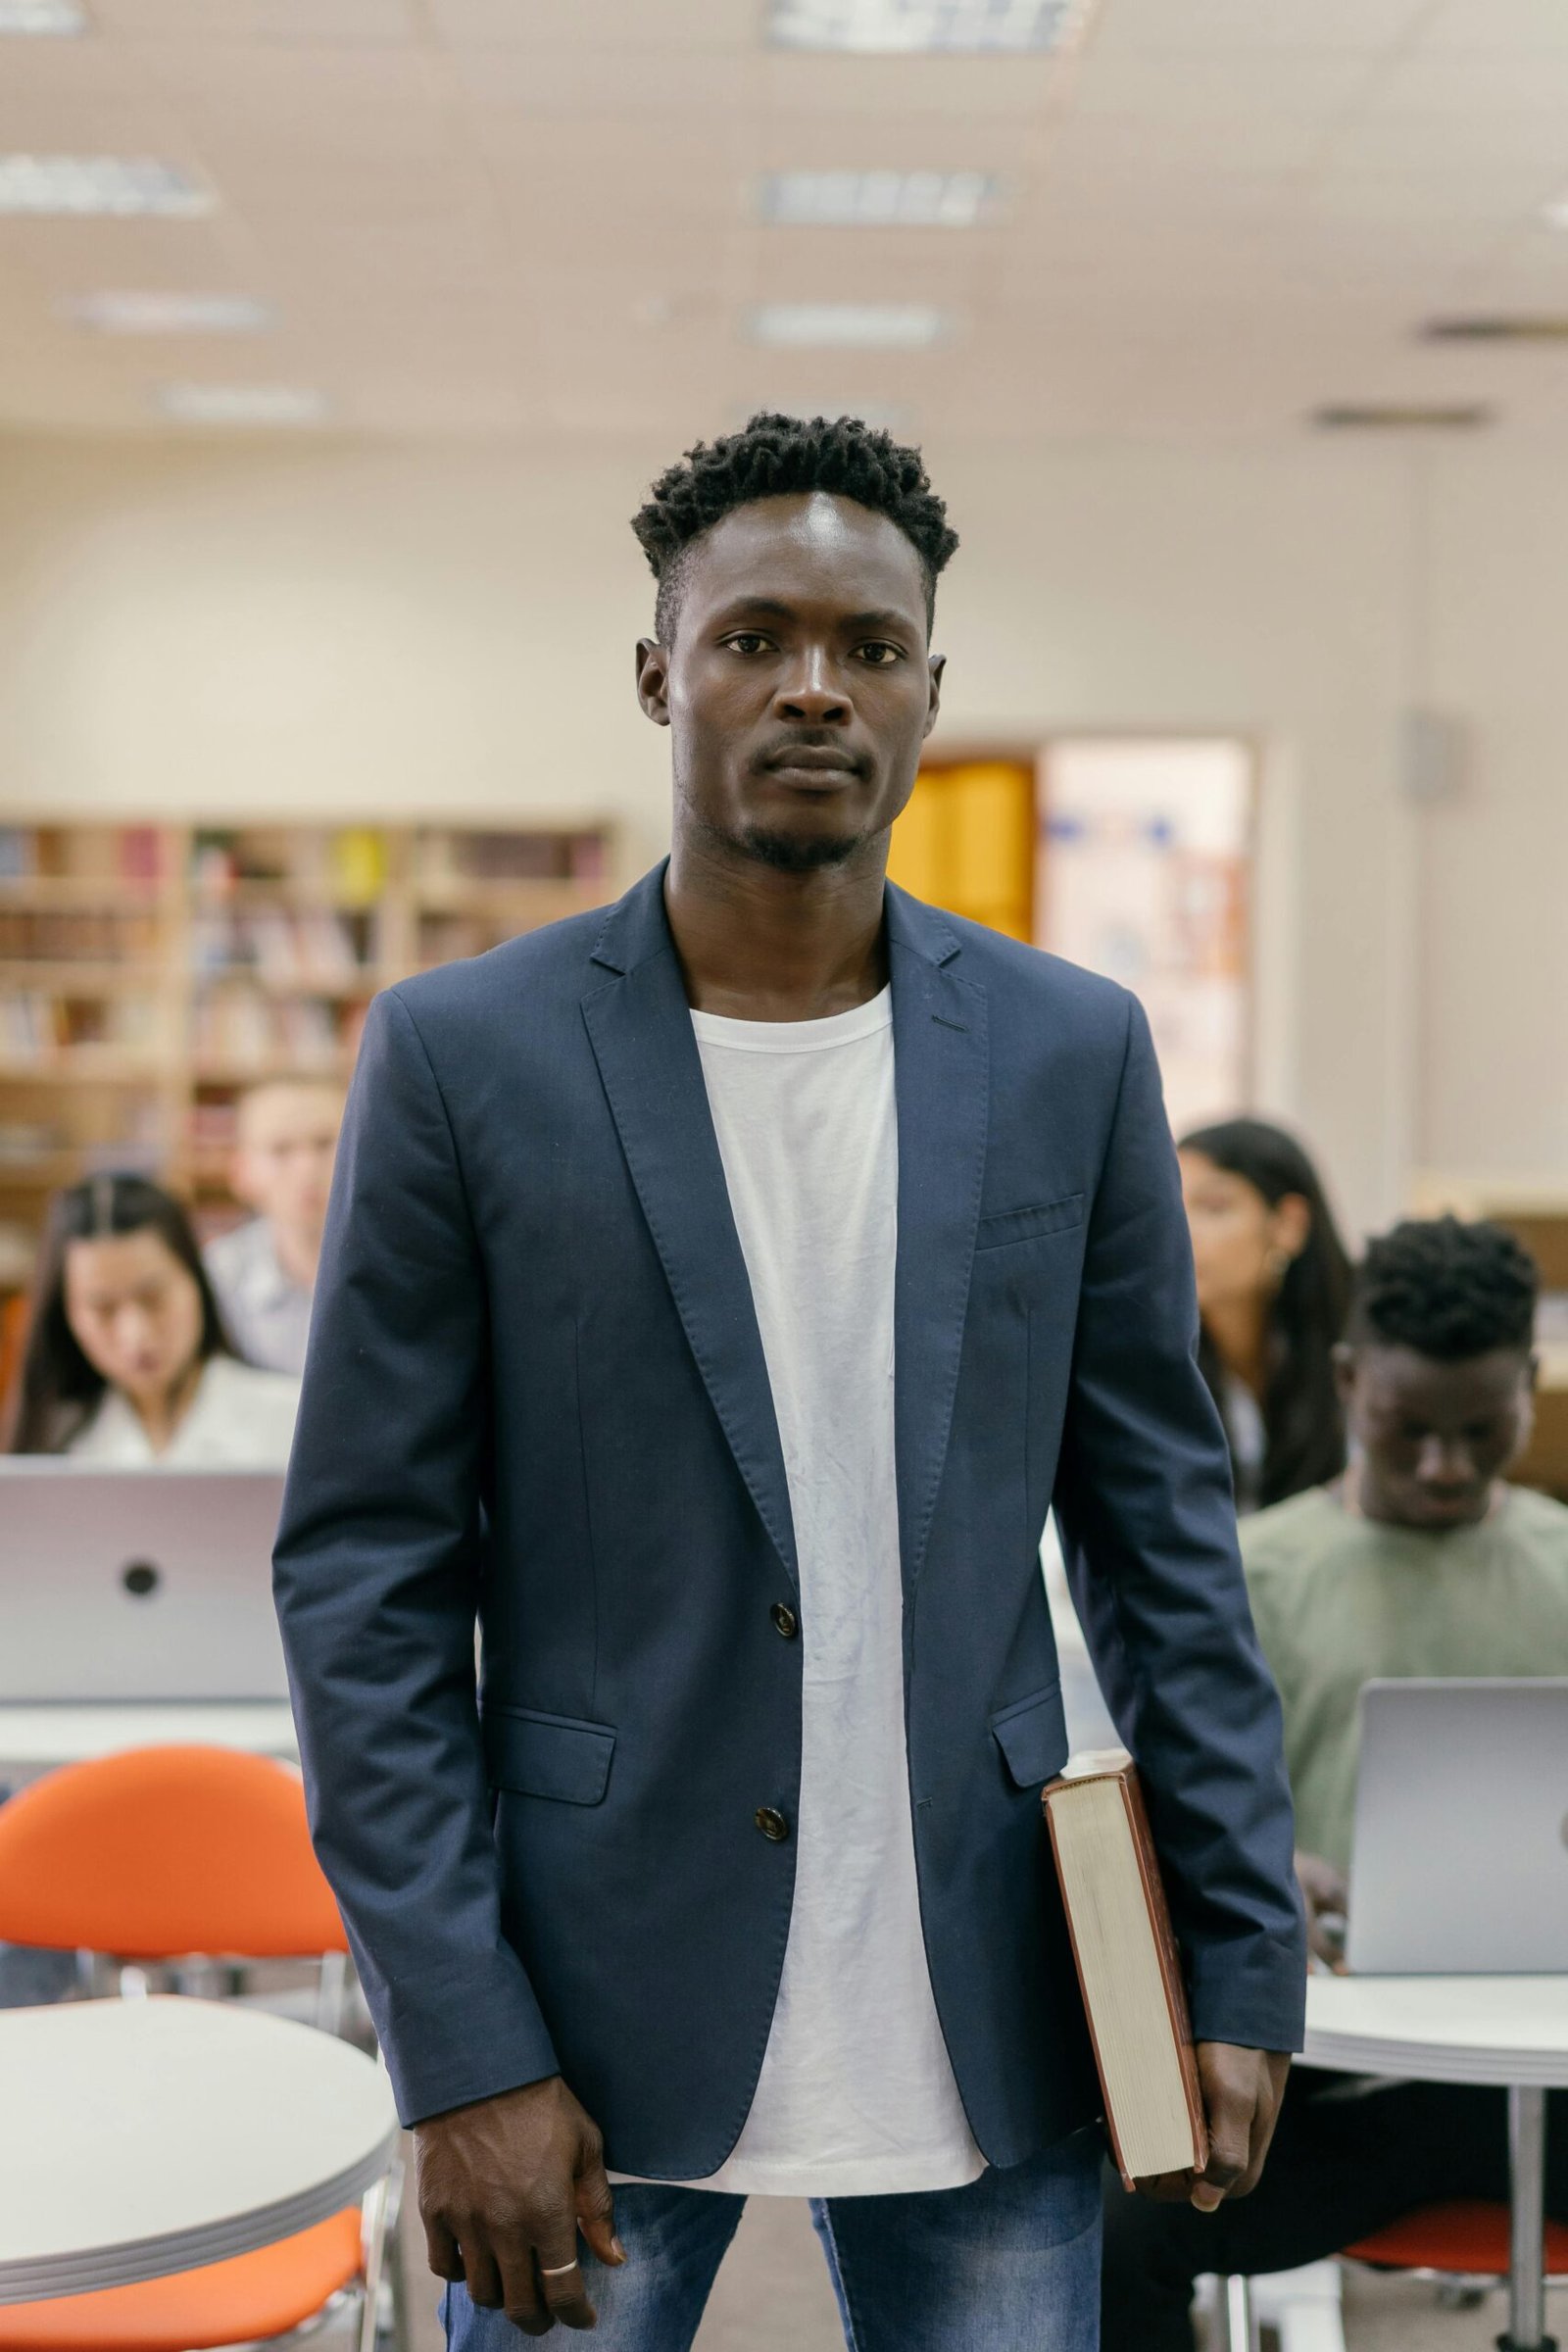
[1347,1678,1568,1975]
[0,1464,289,1702]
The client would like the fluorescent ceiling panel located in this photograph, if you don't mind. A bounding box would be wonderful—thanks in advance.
[749,303,950,348]
[156,383,327,426]
[768,0,1091,54]
[0,0,87,29]
[67,292,274,334]
[760,170,1000,228]
[0,157,213,218]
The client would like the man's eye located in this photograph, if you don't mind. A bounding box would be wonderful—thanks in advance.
[858,642,904,666]
[724,633,771,656]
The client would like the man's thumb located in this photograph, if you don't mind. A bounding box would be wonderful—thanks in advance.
[575,2153,625,2267]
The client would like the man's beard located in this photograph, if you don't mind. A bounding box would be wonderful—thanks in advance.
[735,823,867,874]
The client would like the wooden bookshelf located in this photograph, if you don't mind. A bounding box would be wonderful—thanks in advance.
[0,815,621,1266]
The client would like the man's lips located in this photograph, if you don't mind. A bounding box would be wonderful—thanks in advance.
[760,745,863,776]
[1411,1489,1486,1520]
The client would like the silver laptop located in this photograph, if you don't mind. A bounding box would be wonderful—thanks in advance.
[0,1464,289,1702]
[1348,1678,1568,1975]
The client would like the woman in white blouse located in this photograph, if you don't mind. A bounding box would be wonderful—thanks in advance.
[6,1173,298,1464]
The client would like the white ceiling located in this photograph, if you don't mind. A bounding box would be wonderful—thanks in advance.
[6,0,1568,444]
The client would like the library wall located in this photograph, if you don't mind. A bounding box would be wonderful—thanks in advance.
[0,433,1563,1233]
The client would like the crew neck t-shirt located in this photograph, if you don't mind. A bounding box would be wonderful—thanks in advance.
[1243,1481,1568,1871]
[665,986,983,2196]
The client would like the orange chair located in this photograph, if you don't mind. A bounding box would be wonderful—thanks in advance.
[0,1746,394,2352]
[1218,2203,1568,2348]
[1346,2199,1568,2278]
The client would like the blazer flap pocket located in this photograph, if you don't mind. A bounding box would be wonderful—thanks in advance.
[483,1706,616,1805]
[991,1681,1069,1790]
[975,1194,1085,1252]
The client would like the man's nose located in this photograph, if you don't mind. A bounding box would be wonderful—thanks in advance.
[774,649,849,723]
[1416,1433,1474,1486]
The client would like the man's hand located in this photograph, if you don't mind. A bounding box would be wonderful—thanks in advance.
[415,2076,623,2335]
[1138,2042,1290,2213]
[1295,1850,1349,1971]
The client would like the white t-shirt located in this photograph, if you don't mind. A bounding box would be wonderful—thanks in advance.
[66,1352,301,1467]
[670,986,984,2196]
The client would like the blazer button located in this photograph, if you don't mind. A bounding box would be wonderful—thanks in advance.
[770,1602,799,1640]
[755,1806,790,1842]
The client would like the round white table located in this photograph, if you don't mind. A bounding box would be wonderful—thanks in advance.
[0,1702,299,1777]
[1304,1974,1568,2352]
[0,1996,398,2306]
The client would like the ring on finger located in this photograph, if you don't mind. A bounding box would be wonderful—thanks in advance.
[539,2261,581,2278]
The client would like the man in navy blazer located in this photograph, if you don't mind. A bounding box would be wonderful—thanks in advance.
[274,412,1304,2348]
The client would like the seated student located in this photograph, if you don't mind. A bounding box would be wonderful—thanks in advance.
[6,1172,297,1463]
[203,1077,343,1376]
[1178,1118,1352,1514]
[1101,1214,1568,2352]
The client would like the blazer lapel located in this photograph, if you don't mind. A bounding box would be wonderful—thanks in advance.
[886,885,990,1594]
[582,869,799,1590]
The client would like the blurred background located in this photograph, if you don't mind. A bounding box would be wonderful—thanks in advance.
[5,7,1568,2347]
[2,0,1566,1438]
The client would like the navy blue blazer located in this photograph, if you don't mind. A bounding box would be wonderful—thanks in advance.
[273,862,1305,2170]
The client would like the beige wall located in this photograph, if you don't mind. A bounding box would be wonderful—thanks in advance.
[0,430,1558,1233]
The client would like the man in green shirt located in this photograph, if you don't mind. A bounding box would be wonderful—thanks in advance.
[1102,1215,1568,2350]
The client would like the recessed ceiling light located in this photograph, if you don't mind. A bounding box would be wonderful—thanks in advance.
[66,292,273,334]
[0,0,87,31]
[0,156,213,218]
[749,303,950,349]
[1421,316,1568,342]
[1312,404,1493,432]
[768,0,1092,54]
[156,383,327,427]
[760,170,1000,228]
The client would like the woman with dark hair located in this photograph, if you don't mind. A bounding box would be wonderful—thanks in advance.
[7,1172,298,1461]
[1177,1117,1351,1513]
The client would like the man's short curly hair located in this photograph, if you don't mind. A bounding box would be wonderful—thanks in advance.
[1349,1215,1539,1359]
[631,411,959,643]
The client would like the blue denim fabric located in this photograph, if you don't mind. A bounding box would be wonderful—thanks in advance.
[441,2130,1101,2352]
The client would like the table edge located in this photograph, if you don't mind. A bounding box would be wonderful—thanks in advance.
[0,2126,397,2305]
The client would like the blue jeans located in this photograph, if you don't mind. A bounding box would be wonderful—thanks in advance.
[442,2131,1101,2351]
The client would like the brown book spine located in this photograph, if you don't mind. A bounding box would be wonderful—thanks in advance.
[1044,1757,1209,2192]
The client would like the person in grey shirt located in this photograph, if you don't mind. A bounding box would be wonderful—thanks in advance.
[204,1076,343,1375]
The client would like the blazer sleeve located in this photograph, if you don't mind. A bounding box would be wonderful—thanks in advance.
[272,986,561,2124]
[1053,995,1307,2054]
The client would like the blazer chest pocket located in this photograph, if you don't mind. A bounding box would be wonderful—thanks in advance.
[483,1705,616,1805]
[991,1681,1070,1790]
[975,1193,1085,1253]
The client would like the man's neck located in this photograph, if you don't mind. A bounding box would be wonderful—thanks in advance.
[664,831,889,1021]
[271,1220,321,1293]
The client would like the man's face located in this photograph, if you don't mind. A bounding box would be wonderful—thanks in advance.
[1339,1342,1536,1529]
[231,1083,343,1240]
[636,491,942,873]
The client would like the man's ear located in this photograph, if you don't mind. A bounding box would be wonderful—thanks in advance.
[1332,1342,1356,1408]
[922,652,946,741]
[635,638,671,727]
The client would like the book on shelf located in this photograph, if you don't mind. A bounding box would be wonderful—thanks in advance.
[1043,1749,1208,2190]
[0,992,163,1062]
